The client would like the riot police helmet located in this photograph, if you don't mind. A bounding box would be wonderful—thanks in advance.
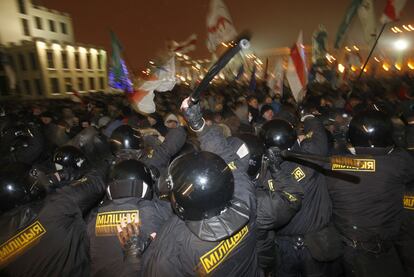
[109,125,143,154]
[260,119,297,150]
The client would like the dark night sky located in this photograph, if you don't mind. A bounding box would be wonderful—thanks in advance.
[38,0,413,71]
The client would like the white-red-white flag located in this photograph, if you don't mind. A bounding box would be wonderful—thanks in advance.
[267,58,284,97]
[380,0,407,24]
[170,34,197,54]
[206,0,237,52]
[129,57,176,114]
[286,31,308,102]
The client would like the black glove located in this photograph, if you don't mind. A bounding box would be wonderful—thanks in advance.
[266,147,283,171]
[182,100,204,131]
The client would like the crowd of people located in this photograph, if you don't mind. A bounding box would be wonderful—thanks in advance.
[0,73,413,277]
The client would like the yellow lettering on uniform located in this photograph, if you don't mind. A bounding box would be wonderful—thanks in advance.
[95,210,139,236]
[403,195,414,210]
[292,167,306,182]
[331,159,376,172]
[0,221,46,266]
[199,225,249,274]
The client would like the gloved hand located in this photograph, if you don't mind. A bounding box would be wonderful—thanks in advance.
[117,214,155,262]
[266,146,283,171]
[180,97,205,131]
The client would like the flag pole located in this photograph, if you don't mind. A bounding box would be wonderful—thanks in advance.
[358,23,387,80]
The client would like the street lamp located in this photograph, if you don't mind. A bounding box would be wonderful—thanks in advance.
[394,39,408,51]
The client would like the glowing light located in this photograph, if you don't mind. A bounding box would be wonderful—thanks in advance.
[374,57,380,63]
[351,65,357,72]
[409,25,414,31]
[395,63,402,71]
[89,48,97,54]
[338,63,345,73]
[221,42,228,47]
[176,52,182,57]
[353,45,359,51]
[408,62,414,70]
[183,55,189,60]
[382,63,390,71]
[394,39,408,51]
[363,68,367,72]
[78,47,86,53]
[345,46,351,52]
[37,41,46,49]
[66,45,74,52]
[395,27,403,33]
[391,27,398,33]
[403,25,410,31]
[149,60,154,65]
[180,76,186,82]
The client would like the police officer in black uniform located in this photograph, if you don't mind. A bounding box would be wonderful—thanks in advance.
[328,110,414,277]
[87,159,172,277]
[0,162,105,277]
[141,97,259,276]
[260,113,334,277]
[109,124,187,173]
[255,119,305,275]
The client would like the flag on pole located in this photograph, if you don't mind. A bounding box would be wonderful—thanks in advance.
[206,0,237,52]
[380,0,407,24]
[267,59,284,97]
[129,57,176,114]
[108,31,133,92]
[0,52,16,90]
[169,34,197,54]
[311,24,328,64]
[334,0,363,49]
[358,0,377,47]
[286,31,308,102]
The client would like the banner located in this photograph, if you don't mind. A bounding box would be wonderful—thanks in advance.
[206,0,237,52]
[334,0,363,49]
[286,31,308,102]
[358,0,377,47]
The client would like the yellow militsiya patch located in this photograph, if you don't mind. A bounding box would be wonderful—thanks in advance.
[95,210,139,236]
[227,162,237,171]
[200,225,249,274]
[331,159,376,172]
[292,167,306,182]
[403,195,414,210]
[0,220,46,266]
[304,131,313,140]
[147,149,154,159]
[267,180,275,192]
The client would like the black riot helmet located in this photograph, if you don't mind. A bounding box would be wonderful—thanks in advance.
[168,151,234,221]
[0,163,46,213]
[347,110,394,148]
[53,145,87,171]
[107,159,153,200]
[235,133,264,178]
[109,125,143,154]
[260,119,297,150]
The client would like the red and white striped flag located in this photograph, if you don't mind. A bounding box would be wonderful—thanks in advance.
[380,0,407,24]
[170,34,197,54]
[286,31,308,102]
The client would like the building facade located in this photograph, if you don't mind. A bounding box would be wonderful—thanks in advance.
[0,0,108,99]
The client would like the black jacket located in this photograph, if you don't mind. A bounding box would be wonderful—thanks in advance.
[0,171,105,277]
[276,116,332,235]
[143,125,259,277]
[87,197,172,277]
[328,147,414,241]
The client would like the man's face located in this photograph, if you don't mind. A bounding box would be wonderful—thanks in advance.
[41,117,52,125]
[165,120,178,129]
[263,110,274,121]
[248,99,259,109]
